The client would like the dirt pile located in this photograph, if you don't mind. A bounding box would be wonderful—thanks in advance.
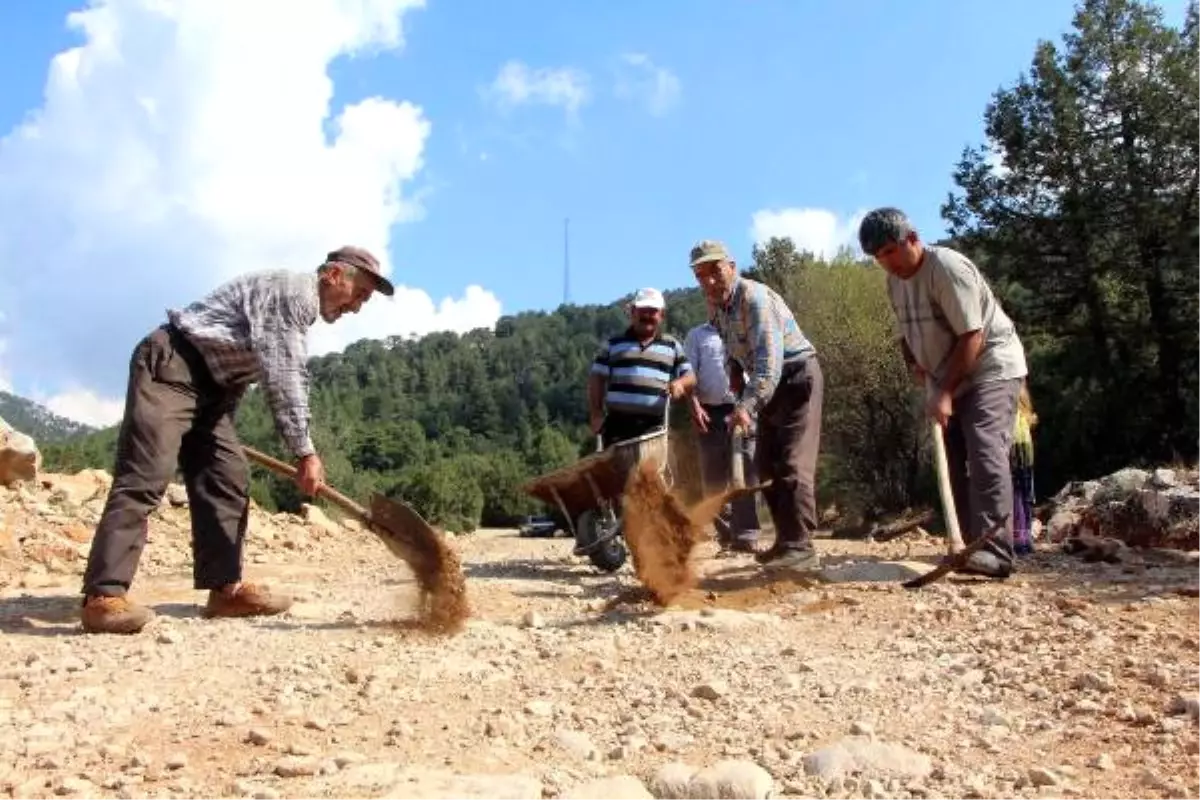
[0,469,470,634]
[0,416,39,487]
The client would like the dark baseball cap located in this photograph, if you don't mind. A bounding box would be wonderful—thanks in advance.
[324,246,395,296]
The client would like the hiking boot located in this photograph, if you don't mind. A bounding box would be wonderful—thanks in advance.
[203,582,293,619]
[80,595,155,634]
[755,545,821,571]
[729,539,760,555]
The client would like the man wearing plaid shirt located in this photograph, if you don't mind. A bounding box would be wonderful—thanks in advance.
[689,240,826,572]
[80,246,394,635]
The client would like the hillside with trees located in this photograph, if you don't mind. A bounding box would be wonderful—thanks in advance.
[39,0,1198,536]
[40,249,928,533]
[0,392,96,442]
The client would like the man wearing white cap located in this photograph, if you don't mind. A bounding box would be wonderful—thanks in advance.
[588,287,695,447]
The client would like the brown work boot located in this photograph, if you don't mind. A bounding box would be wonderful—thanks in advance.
[80,595,156,634]
[203,582,292,619]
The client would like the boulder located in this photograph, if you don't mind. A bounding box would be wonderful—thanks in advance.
[0,416,40,487]
[1043,465,1199,550]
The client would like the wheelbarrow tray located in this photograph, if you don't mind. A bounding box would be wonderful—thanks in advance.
[521,428,669,524]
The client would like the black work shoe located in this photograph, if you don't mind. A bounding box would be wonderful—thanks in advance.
[955,550,1013,580]
[755,545,821,571]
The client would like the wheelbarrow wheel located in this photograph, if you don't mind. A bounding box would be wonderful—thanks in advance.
[574,509,627,573]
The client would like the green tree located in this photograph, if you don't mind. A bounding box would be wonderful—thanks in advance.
[943,0,1199,490]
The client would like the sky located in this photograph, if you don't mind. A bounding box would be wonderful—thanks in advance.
[0,0,1188,428]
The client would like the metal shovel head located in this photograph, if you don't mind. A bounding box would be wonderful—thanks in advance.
[367,493,445,575]
[901,524,1002,589]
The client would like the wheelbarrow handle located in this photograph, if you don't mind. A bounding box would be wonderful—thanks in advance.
[242,445,370,522]
[593,396,672,454]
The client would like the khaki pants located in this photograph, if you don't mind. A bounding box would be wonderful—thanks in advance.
[82,326,250,597]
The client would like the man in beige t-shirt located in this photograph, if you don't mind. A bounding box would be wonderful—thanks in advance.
[859,207,1027,579]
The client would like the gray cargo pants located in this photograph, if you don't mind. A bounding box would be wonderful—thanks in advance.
[944,378,1022,566]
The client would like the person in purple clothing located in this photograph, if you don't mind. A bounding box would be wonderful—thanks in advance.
[1011,380,1038,555]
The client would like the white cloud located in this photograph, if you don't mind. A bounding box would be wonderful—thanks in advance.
[38,388,125,429]
[0,0,502,428]
[484,60,591,118]
[750,208,868,260]
[614,52,681,116]
[309,285,502,355]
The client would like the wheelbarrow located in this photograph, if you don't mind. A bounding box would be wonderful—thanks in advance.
[520,407,674,573]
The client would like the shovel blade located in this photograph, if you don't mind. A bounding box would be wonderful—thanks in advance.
[901,524,1003,589]
[367,494,443,571]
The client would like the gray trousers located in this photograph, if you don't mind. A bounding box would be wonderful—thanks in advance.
[697,403,761,544]
[82,325,251,597]
[944,378,1021,565]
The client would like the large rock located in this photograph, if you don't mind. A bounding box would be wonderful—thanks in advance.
[43,469,111,507]
[334,764,542,799]
[820,560,929,584]
[1044,465,1199,550]
[562,775,653,799]
[648,761,773,800]
[801,737,933,781]
[0,416,40,487]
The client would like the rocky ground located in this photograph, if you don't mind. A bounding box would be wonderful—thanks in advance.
[1,470,1198,800]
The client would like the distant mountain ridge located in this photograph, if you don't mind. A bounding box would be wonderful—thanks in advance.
[0,392,97,442]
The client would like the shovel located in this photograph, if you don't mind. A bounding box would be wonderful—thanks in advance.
[930,421,966,555]
[901,520,1005,589]
[242,446,468,632]
[728,424,772,501]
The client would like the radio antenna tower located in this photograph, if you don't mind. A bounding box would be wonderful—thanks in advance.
[562,217,571,306]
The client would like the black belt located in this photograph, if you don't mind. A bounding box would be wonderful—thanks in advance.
[781,354,813,381]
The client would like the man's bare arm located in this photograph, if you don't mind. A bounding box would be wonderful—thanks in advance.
[937,330,985,396]
[588,373,606,420]
[673,371,697,393]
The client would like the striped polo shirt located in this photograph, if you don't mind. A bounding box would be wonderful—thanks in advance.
[591,329,693,418]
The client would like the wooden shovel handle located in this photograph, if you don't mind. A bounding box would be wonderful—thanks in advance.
[930,421,965,555]
[730,428,746,490]
[242,445,370,522]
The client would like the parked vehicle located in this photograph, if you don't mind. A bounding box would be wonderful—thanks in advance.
[518,514,560,538]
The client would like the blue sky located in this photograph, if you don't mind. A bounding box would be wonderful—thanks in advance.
[0,0,1188,426]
